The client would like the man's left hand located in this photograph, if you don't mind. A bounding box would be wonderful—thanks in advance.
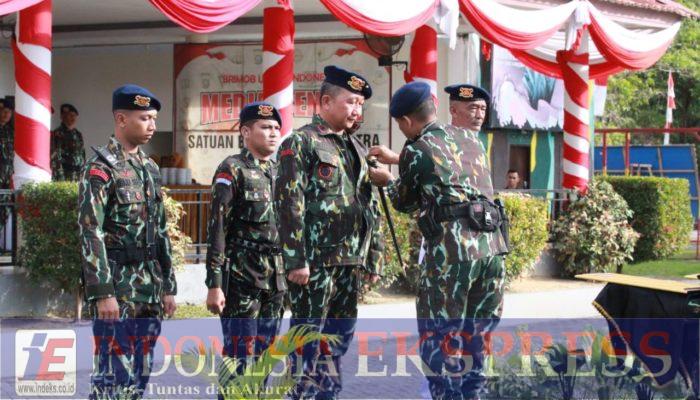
[368,165,393,187]
[162,295,177,318]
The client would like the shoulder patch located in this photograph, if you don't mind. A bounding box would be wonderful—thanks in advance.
[89,168,110,183]
[279,149,294,158]
[215,172,233,186]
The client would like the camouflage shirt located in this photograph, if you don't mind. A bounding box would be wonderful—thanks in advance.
[51,123,86,181]
[78,136,176,303]
[0,123,13,185]
[205,148,286,291]
[274,114,384,273]
[387,122,508,263]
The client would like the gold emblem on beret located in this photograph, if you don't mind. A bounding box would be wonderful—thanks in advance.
[258,104,274,117]
[347,76,366,91]
[459,87,474,99]
[134,95,151,107]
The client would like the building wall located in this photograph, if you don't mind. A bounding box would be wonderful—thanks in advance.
[51,44,174,156]
[0,48,15,100]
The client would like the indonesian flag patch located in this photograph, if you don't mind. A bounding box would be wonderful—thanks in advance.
[89,169,109,182]
[215,172,233,186]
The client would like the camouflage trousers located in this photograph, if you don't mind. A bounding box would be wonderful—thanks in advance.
[416,255,505,400]
[89,301,162,400]
[288,265,359,400]
[220,277,285,368]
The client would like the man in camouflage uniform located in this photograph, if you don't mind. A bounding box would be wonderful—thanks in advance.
[275,65,384,399]
[0,104,14,236]
[51,103,86,181]
[369,82,509,400]
[78,84,177,400]
[205,102,286,384]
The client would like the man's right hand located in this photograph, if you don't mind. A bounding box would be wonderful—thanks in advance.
[96,297,120,321]
[369,145,400,165]
[206,288,226,315]
[287,267,310,286]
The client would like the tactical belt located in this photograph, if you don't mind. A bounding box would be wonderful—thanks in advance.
[433,200,502,233]
[230,237,281,255]
[107,244,158,264]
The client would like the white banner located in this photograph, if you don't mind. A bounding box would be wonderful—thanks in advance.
[174,40,390,184]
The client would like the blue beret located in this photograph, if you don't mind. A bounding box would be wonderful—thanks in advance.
[60,103,78,115]
[390,81,432,118]
[112,84,161,112]
[239,102,282,127]
[323,65,372,99]
[444,84,491,103]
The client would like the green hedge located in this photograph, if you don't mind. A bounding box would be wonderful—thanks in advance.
[19,182,81,292]
[18,182,191,295]
[500,193,549,282]
[600,176,693,261]
[381,194,549,293]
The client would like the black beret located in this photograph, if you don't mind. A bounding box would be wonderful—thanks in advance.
[444,84,491,103]
[390,81,432,118]
[323,65,372,99]
[112,84,161,112]
[239,102,282,127]
[61,103,78,115]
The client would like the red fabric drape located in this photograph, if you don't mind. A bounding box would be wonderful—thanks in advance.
[404,25,437,87]
[319,0,438,37]
[511,49,624,80]
[148,0,290,33]
[458,0,567,50]
[0,0,42,16]
[588,16,675,71]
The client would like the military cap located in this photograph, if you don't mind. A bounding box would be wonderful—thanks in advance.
[61,103,79,115]
[239,102,282,127]
[1,99,13,111]
[323,65,372,99]
[112,84,161,112]
[390,81,432,118]
[444,84,491,103]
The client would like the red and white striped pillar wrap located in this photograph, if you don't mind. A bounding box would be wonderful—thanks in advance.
[404,24,438,101]
[557,29,590,191]
[262,4,295,137]
[12,0,52,188]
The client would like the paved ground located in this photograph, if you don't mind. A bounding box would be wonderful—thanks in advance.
[1,284,611,399]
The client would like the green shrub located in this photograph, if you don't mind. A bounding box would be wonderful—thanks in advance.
[552,179,639,277]
[381,194,549,293]
[18,182,191,296]
[18,182,81,292]
[600,176,693,262]
[499,193,549,281]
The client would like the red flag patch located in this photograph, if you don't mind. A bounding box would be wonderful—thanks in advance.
[279,149,294,158]
[215,172,233,186]
[89,169,109,182]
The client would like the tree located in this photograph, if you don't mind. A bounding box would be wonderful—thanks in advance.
[600,0,700,145]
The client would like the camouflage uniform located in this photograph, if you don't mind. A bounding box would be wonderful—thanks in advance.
[275,114,384,399]
[51,123,86,181]
[0,123,13,235]
[78,136,176,399]
[387,122,508,400]
[205,147,286,369]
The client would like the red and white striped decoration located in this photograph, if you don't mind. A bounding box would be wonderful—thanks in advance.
[558,29,590,191]
[262,5,294,137]
[404,24,438,101]
[12,0,52,188]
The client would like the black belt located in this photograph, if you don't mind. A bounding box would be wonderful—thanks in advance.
[230,237,281,255]
[434,203,473,222]
[107,244,158,264]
